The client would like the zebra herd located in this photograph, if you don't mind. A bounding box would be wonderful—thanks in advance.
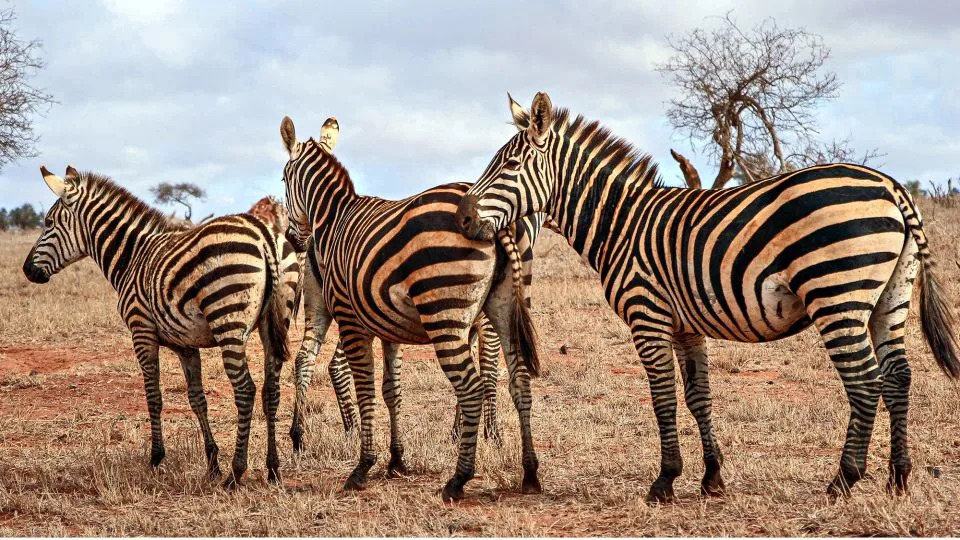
[21,92,959,504]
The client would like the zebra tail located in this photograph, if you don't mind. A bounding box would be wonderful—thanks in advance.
[896,183,960,379]
[264,239,293,366]
[497,224,541,378]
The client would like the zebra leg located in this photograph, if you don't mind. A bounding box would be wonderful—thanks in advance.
[381,341,408,477]
[813,313,882,498]
[869,238,919,494]
[431,327,483,501]
[328,343,359,435]
[449,325,479,443]
[636,335,682,504]
[341,331,377,491]
[478,317,503,446]
[674,333,724,497]
[484,305,541,495]
[132,337,165,468]
[217,337,257,489]
[173,346,221,479]
[259,324,285,484]
[290,274,333,452]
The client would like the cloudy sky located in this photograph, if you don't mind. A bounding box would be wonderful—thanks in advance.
[1,1,958,217]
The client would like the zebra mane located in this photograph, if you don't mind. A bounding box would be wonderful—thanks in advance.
[75,172,177,232]
[302,138,357,196]
[550,107,664,189]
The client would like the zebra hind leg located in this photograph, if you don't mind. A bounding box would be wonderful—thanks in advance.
[381,341,409,477]
[812,310,882,498]
[478,317,503,446]
[216,334,257,489]
[869,237,919,494]
[674,333,724,497]
[259,324,285,484]
[328,344,359,435]
[174,346,221,479]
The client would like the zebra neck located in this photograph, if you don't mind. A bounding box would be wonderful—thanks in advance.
[306,181,357,260]
[544,156,649,275]
[84,207,164,290]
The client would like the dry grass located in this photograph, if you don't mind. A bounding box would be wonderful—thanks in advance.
[1,202,960,536]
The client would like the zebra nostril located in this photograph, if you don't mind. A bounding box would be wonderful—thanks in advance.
[460,215,472,228]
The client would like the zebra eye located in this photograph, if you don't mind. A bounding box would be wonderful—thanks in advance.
[505,157,521,169]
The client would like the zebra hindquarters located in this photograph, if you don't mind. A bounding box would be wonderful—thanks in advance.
[795,226,904,498]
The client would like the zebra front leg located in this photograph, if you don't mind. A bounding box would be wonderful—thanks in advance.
[636,335,682,504]
[173,346,221,479]
[328,344,359,435]
[814,314,882,498]
[132,337,165,468]
[674,333,724,497]
[381,341,408,477]
[431,327,483,501]
[290,279,333,452]
[341,331,377,491]
[217,337,257,489]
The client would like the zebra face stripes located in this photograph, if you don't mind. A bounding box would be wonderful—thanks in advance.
[23,200,86,284]
[458,92,960,502]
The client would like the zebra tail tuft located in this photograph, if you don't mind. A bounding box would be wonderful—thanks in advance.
[498,224,541,378]
[919,263,960,379]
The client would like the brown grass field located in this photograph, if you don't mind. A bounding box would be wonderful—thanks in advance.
[1,201,959,536]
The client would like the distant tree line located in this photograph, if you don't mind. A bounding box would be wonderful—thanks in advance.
[0,202,42,230]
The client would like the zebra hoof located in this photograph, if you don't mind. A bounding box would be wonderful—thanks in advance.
[268,466,282,485]
[387,456,409,478]
[221,475,240,491]
[290,428,304,453]
[441,481,465,502]
[885,461,911,495]
[150,447,166,468]
[701,471,726,497]
[521,476,542,495]
[645,483,677,505]
[343,474,367,492]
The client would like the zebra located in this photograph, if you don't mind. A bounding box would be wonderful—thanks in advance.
[279,115,544,501]
[249,125,515,449]
[22,166,300,488]
[456,92,960,502]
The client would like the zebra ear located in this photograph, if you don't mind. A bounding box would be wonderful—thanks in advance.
[65,165,80,180]
[528,92,553,146]
[40,165,67,198]
[508,92,529,131]
[319,116,339,152]
[280,116,298,157]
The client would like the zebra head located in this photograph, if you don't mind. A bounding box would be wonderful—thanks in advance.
[279,115,340,251]
[23,166,89,284]
[457,92,555,241]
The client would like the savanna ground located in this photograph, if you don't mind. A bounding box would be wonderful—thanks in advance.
[1,201,959,536]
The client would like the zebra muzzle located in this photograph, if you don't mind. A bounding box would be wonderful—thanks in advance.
[456,194,494,241]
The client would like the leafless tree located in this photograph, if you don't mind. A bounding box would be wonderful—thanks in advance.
[657,13,877,189]
[0,9,54,170]
[150,182,206,221]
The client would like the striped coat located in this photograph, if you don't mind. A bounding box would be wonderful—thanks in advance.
[23,166,299,487]
[457,92,960,501]
[280,116,543,501]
